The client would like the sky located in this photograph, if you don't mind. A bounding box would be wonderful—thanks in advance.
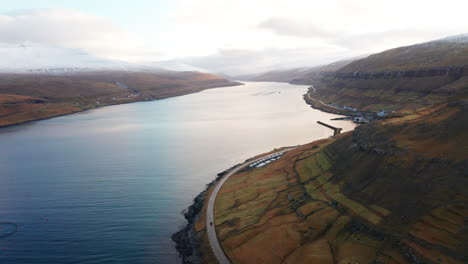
[1,0,467,75]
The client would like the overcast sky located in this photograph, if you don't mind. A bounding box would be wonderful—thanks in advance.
[1,0,467,75]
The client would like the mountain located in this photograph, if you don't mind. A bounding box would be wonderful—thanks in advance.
[340,35,468,72]
[238,59,358,83]
[0,42,214,74]
[306,34,468,113]
[0,70,242,127]
[0,42,135,73]
[175,34,468,264]
[144,60,210,73]
[0,43,242,127]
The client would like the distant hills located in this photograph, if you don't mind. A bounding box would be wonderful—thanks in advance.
[0,43,241,127]
[0,42,131,73]
[0,70,241,127]
[237,58,356,83]
[241,34,467,113]
[241,34,468,84]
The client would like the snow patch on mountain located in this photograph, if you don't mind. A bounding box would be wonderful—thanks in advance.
[0,42,137,73]
[437,33,468,43]
[0,41,217,75]
[142,60,210,73]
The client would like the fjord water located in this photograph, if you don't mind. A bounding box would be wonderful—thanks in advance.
[0,82,355,263]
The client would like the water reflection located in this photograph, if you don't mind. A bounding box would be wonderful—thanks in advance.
[0,82,354,264]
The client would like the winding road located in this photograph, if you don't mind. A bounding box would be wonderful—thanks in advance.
[306,85,344,111]
[206,148,296,264]
[205,85,345,263]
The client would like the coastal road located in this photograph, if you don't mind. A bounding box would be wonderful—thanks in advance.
[306,85,344,111]
[206,148,296,264]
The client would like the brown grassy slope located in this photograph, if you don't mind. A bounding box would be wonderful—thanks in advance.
[311,75,468,112]
[307,39,468,112]
[0,71,238,98]
[205,99,467,264]
[341,41,468,72]
[0,71,241,127]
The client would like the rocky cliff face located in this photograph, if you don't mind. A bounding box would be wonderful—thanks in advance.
[308,67,467,112]
[302,37,468,112]
[328,66,465,79]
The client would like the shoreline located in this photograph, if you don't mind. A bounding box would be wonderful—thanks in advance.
[0,98,148,129]
[0,82,242,129]
[171,164,241,264]
[303,88,363,117]
[171,88,360,263]
[171,147,296,263]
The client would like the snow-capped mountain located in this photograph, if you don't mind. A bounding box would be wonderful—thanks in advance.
[0,42,138,73]
[142,60,210,73]
[0,42,212,74]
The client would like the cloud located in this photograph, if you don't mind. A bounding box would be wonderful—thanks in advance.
[0,8,157,61]
[258,17,337,38]
[1,1,468,74]
[179,47,351,76]
[178,27,468,75]
[331,29,460,52]
[256,16,468,56]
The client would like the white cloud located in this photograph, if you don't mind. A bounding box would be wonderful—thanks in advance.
[179,47,350,76]
[0,8,160,61]
[1,1,468,74]
[158,0,468,74]
[258,18,337,38]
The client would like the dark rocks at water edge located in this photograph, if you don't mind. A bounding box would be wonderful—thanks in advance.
[172,226,199,264]
[172,218,203,263]
[171,189,207,264]
[172,165,240,264]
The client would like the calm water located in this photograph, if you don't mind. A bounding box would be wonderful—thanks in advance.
[0,82,355,264]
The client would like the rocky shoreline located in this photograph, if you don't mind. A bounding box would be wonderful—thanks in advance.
[171,165,237,264]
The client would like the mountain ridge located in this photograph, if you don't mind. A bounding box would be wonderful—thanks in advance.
[0,42,212,74]
[0,70,242,127]
[305,34,468,113]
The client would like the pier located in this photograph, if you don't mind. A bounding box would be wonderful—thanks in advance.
[317,121,342,136]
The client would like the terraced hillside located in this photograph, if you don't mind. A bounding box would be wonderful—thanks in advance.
[192,98,468,264]
[0,71,241,127]
[308,37,468,113]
